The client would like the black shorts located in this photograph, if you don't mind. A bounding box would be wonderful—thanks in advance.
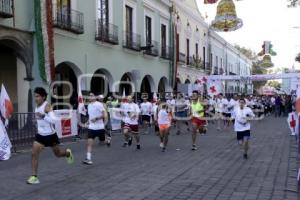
[35,133,60,147]
[236,130,251,141]
[142,115,151,123]
[88,129,106,141]
[223,113,231,118]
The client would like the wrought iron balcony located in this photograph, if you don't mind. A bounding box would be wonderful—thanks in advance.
[160,46,172,60]
[53,9,84,34]
[95,21,119,45]
[178,52,186,63]
[143,40,159,56]
[123,31,141,51]
[0,0,13,18]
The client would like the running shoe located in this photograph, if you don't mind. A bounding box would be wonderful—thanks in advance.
[192,145,197,151]
[27,176,40,185]
[159,143,164,148]
[82,159,93,165]
[162,147,166,152]
[128,137,133,146]
[122,142,128,147]
[66,149,74,164]
[136,144,141,150]
[243,154,248,159]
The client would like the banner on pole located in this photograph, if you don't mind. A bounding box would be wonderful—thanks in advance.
[0,119,12,160]
[54,110,78,138]
[199,73,300,81]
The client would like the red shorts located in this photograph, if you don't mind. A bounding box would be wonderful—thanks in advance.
[123,123,139,133]
[191,117,207,127]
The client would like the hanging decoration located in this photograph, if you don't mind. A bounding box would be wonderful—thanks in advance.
[204,0,218,4]
[258,41,277,56]
[34,0,55,83]
[210,0,243,32]
[259,55,274,68]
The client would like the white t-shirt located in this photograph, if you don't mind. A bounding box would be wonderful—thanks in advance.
[122,102,140,125]
[140,102,152,116]
[232,107,255,132]
[88,101,105,130]
[221,98,230,113]
[228,99,238,113]
[35,101,56,136]
[158,109,171,125]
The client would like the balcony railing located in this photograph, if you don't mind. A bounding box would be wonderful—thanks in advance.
[143,40,159,56]
[160,46,172,60]
[179,52,186,63]
[53,9,84,34]
[95,21,119,45]
[0,0,13,18]
[123,31,141,51]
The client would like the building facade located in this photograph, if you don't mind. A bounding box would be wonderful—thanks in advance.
[0,0,253,113]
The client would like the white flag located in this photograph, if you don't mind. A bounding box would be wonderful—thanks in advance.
[207,80,223,97]
[77,89,86,115]
[287,112,298,136]
[0,119,12,160]
[0,84,13,120]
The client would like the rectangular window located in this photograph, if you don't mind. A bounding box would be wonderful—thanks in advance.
[195,43,199,58]
[98,0,109,24]
[145,16,152,45]
[125,5,133,33]
[186,39,190,64]
[203,47,206,65]
[161,24,166,49]
[57,0,71,24]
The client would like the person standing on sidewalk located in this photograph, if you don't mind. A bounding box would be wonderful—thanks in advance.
[27,87,74,184]
[82,93,108,165]
[232,98,255,159]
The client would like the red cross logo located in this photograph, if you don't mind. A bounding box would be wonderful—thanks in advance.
[290,115,296,132]
[210,86,216,93]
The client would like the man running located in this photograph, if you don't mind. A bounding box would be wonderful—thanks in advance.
[82,93,108,165]
[121,96,141,149]
[27,87,74,184]
[140,97,152,134]
[190,91,207,150]
[232,98,255,159]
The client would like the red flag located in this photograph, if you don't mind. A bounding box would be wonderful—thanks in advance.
[0,84,13,120]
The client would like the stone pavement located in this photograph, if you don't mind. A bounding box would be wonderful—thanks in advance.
[0,117,299,200]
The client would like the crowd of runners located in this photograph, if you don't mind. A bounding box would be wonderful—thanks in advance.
[26,87,296,184]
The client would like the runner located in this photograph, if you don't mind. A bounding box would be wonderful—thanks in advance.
[27,87,74,184]
[228,95,239,125]
[232,98,255,159]
[121,96,141,149]
[174,93,189,135]
[140,97,152,134]
[82,93,108,165]
[98,95,111,146]
[157,100,172,152]
[190,91,207,151]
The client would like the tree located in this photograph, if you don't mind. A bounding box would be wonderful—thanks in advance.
[234,45,267,91]
[295,53,300,63]
[267,80,281,90]
[287,0,300,7]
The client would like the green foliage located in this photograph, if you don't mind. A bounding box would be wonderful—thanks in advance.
[295,53,300,63]
[287,0,300,7]
[267,81,281,89]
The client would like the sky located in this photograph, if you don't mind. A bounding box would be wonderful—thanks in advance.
[196,0,300,71]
